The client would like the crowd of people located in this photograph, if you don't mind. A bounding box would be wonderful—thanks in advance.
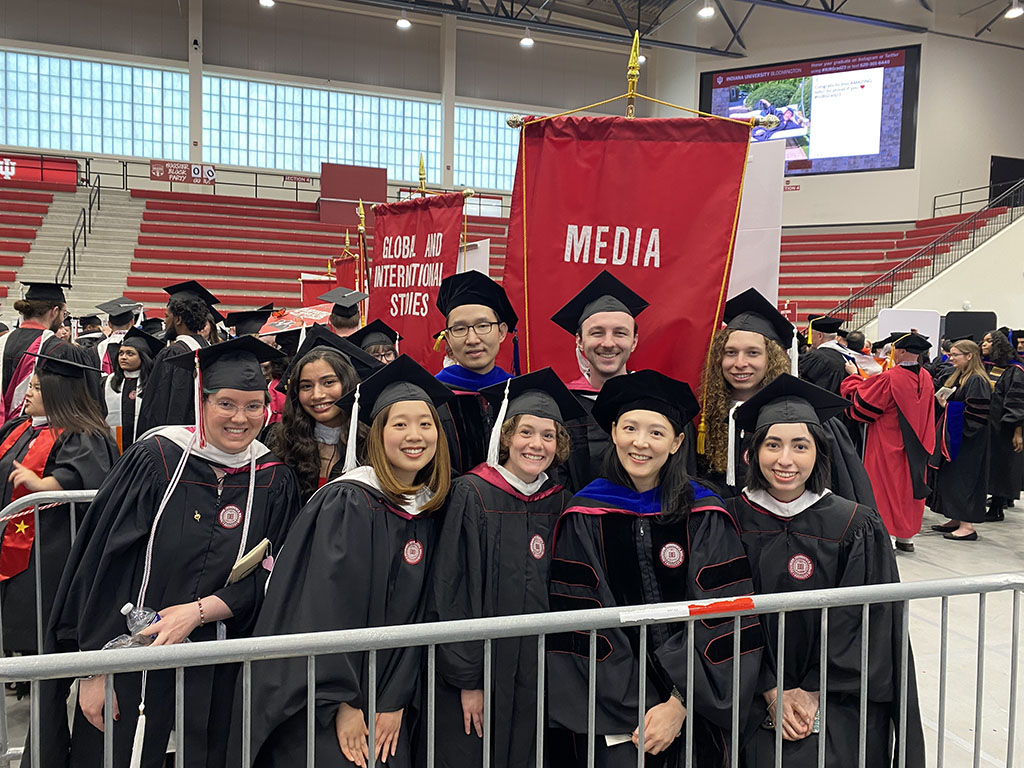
[0,271,1019,768]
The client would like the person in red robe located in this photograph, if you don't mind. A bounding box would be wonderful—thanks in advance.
[841,332,936,552]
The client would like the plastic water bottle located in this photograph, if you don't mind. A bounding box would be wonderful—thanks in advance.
[121,602,161,646]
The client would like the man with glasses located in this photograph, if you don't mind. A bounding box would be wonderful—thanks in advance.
[433,271,517,471]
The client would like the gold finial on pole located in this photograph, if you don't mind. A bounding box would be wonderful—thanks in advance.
[752,114,781,130]
[345,229,351,249]
[462,188,475,199]
[626,30,640,120]
[418,155,427,196]
[506,115,525,129]
[357,200,366,235]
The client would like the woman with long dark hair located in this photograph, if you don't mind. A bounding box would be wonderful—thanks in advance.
[241,355,452,767]
[265,326,381,501]
[547,370,763,768]
[725,375,924,768]
[102,327,163,452]
[980,329,1024,520]
[929,339,991,539]
[0,349,118,657]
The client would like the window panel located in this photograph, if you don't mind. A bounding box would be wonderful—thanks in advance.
[453,105,519,191]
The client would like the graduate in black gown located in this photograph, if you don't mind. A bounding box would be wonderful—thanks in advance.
[0,350,117,656]
[798,315,850,394]
[697,289,873,505]
[980,329,1024,520]
[37,336,301,768]
[547,371,764,768]
[348,319,401,364]
[102,327,162,453]
[433,271,517,473]
[725,375,925,768]
[136,280,220,433]
[549,270,650,492]
[928,339,991,540]
[240,355,453,768]
[430,368,582,768]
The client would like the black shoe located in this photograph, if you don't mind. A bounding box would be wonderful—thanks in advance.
[895,540,915,552]
[944,531,978,541]
[985,508,1005,522]
[931,522,959,532]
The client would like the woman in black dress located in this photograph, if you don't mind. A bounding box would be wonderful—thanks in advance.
[980,329,1024,520]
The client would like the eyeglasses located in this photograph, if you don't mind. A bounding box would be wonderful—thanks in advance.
[373,350,396,363]
[948,352,965,358]
[210,400,265,417]
[446,321,499,338]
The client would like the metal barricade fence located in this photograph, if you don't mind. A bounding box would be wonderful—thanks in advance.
[0,572,1019,768]
[0,490,97,768]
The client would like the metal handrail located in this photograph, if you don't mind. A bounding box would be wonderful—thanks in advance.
[830,177,1024,330]
[53,174,101,285]
[1,571,1020,681]
[933,177,1024,217]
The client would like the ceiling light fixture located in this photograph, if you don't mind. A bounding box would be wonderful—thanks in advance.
[396,11,412,29]
[638,53,647,64]
[698,0,716,18]
[520,29,535,48]
[259,0,275,7]
[1006,0,1023,19]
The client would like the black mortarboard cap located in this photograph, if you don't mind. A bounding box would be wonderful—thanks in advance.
[119,326,165,358]
[347,319,402,351]
[78,315,101,328]
[550,270,648,335]
[225,308,274,337]
[436,271,518,328]
[733,374,850,433]
[723,288,793,347]
[61,316,72,328]
[29,348,100,379]
[140,318,165,336]
[96,297,140,325]
[950,333,975,343]
[892,332,931,354]
[480,368,586,425]
[22,282,69,304]
[166,335,284,392]
[1012,330,1024,344]
[276,325,383,392]
[319,286,368,319]
[591,370,700,434]
[837,329,849,339]
[806,314,844,334]
[164,280,220,308]
[338,354,453,425]
[267,327,302,357]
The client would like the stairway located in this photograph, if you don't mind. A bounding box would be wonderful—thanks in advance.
[13,188,144,319]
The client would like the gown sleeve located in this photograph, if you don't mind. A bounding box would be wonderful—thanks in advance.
[842,371,891,423]
[432,478,486,690]
[997,365,1024,427]
[211,464,302,636]
[48,431,118,491]
[821,416,876,507]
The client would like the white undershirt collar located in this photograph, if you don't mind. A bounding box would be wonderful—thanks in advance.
[314,422,343,444]
[744,487,831,518]
[337,465,434,516]
[495,464,548,496]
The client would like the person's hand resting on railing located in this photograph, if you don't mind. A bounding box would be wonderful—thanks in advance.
[632,695,686,754]
[78,675,118,732]
[461,688,484,737]
[336,702,370,767]
[765,687,819,740]
[137,596,232,646]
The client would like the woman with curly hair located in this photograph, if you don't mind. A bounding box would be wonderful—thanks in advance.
[430,368,582,768]
[265,326,381,501]
[980,329,1024,520]
[697,289,873,504]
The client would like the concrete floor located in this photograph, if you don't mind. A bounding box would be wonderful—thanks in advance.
[2,504,1022,767]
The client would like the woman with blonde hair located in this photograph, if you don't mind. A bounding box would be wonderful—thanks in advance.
[929,338,991,540]
[698,289,873,504]
[241,355,452,768]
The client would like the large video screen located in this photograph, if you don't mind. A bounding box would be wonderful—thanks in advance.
[699,46,920,177]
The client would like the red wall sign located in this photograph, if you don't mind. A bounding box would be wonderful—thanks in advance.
[150,161,216,185]
[0,153,78,185]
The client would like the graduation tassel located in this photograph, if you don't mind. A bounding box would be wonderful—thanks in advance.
[342,384,361,473]
[725,403,739,487]
[512,328,521,376]
[486,379,511,468]
[696,416,707,455]
[790,327,799,376]
[298,322,307,350]
[129,671,148,768]
[432,330,446,353]
[192,350,205,448]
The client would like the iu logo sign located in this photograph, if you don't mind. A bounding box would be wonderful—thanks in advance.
[0,158,16,181]
[788,554,814,580]
[403,539,424,566]
[659,542,685,569]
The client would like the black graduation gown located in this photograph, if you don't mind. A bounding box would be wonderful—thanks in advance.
[237,478,438,768]
[0,418,117,653]
[929,375,991,523]
[136,336,207,434]
[728,491,925,768]
[986,362,1024,498]
[547,480,765,768]
[799,347,848,394]
[439,392,492,476]
[35,433,301,768]
[2,331,105,409]
[430,465,571,768]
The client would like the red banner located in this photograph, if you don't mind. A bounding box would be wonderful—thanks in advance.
[0,153,78,185]
[503,116,751,390]
[371,193,464,369]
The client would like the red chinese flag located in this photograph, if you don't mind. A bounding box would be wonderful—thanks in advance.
[502,116,751,390]
[371,193,464,369]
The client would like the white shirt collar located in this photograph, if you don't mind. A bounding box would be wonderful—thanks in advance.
[744,487,831,518]
[495,464,548,496]
[336,465,434,516]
